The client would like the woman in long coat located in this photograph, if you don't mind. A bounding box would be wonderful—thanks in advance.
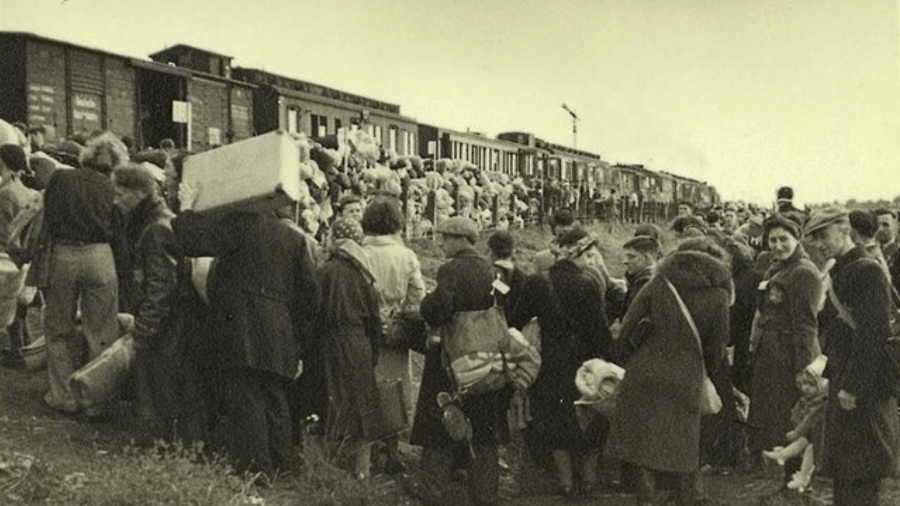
[747,214,822,474]
[606,237,732,505]
[318,218,385,479]
[508,228,612,496]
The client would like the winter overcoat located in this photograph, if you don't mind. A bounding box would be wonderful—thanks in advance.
[605,250,732,473]
[172,210,319,379]
[820,246,899,480]
[507,259,611,451]
[747,246,822,456]
[410,246,512,450]
[318,250,384,442]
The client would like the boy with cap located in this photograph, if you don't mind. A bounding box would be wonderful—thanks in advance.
[805,206,899,506]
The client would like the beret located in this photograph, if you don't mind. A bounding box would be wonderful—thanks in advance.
[804,206,849,237]
[436,216,478,242]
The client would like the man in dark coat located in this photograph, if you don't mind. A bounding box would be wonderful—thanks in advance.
[173,186,319,481]
[805,207,899,506]
[408,216,512,506]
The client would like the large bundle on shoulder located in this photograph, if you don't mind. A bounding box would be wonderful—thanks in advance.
[442,310,541,396]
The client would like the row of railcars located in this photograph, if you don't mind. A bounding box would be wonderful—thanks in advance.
[0,31,717,207]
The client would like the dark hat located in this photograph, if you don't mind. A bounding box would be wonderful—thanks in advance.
[436,216,478,243]
[849,210,877,239]
[338,194,361,210]
[633,223,660,240]
[776,186,794,201]
[0,144,28,173]
[623,235,661,254]
[804,206,849,237]
[763,213,803,239]
[550,207,576,228]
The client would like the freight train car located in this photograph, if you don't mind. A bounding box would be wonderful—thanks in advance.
[0,33,254,152]
[418,124,529,175]
[0,32,137,144]
[232,67,418,156]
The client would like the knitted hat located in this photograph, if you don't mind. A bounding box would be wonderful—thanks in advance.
[331,217,364,244]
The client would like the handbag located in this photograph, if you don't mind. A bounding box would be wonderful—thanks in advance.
[664,277,723,416]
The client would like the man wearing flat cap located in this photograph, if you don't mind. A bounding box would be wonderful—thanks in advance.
[805,206,899,506]
[408,216,512,506]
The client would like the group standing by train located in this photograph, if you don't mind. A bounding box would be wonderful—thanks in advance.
[0,121,898,506]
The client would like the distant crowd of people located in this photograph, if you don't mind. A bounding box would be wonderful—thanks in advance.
[0,123,898,506]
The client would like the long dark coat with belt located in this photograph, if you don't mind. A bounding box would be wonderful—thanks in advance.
[605,249,732,473]
[172,210,319,378]
[820,246,899,480]
[409,246,512,450]
[747,245,822,457]
[507,259,612,452]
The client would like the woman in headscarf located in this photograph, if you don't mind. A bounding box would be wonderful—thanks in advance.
[748,214,823,479]
[318,217,384,479]
[606,237,733,506]
[508,228,613,498]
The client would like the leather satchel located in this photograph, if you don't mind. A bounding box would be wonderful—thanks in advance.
[664,277,723,416]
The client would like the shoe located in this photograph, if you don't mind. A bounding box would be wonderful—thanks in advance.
[383,459,406,475]
[43,391,80,414]
[786,467,813,493]
[762,448,785,467]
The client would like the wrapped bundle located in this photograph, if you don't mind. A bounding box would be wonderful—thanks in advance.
[68,314,137,408]
[503,320,541,389]
[575,358,625,416]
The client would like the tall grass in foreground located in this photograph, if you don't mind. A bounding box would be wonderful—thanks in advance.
[1,436,392,506]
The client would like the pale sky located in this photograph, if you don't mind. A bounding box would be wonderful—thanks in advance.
[2,0,899,206]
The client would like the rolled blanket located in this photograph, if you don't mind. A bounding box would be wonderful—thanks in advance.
[574,358,625,416]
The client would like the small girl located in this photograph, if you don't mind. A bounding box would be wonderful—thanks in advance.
[762,354,828,493]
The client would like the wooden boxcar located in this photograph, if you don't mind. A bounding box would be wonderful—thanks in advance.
[0,33,254,152]
[232,67,418,156]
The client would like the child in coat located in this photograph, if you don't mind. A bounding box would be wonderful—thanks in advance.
[762,354,828,493]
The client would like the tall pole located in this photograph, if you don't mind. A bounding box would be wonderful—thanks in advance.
[562,103,578,149]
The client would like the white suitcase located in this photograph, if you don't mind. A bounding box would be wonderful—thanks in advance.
[182,130,302,212]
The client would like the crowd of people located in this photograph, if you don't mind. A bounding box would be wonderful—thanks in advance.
[1,123,899,506]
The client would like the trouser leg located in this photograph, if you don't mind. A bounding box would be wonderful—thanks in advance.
[78,245,118,359]
[635,465,658,506]
[43,249,82,411]
[223,367,283,480]
[833,477,879,506]
[469,444,499,505]
[551,449,574,492]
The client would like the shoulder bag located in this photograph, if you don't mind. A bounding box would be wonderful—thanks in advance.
[664,277,722,416]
